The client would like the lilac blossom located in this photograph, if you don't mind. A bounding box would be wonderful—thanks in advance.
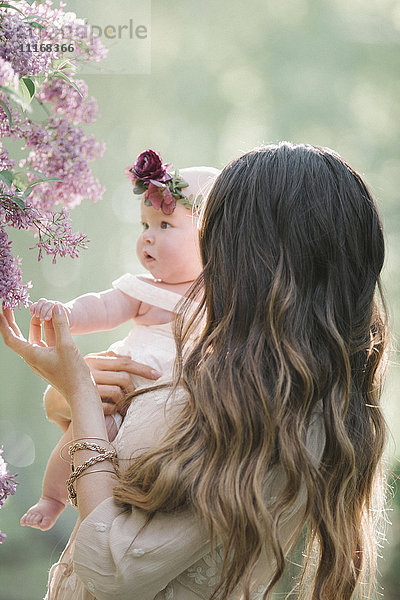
[0,223,31,308]
[37,78,99,125]
[0,447,18,508]
[16,0,108,63]
[0,140,15,172]
[0,12,55,77]
[0,96,27,141]
[0,57,18,89]
[20,116,105,211]
[1,196,40,230]
[31,207,89,263]
[0,447,18,543]
[0,2,106,310]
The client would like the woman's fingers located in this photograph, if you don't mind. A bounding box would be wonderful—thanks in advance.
[51,305,74,349]
[28,315,47,347]
[91,369,135,392]
[98,385,124,403]
[42,318,56,347]
[2,307,23,338]
[84,353,161,380]
[0,309,29,355]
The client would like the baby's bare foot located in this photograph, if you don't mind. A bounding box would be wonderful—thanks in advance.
[20,497,66,531]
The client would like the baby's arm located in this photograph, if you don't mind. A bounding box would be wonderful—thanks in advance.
[30,288,141,335]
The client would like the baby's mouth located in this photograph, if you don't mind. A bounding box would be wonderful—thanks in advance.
[144,250,155,261]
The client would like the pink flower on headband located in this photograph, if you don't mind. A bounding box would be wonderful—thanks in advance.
[126,149,171,186]
[145,183,176,215]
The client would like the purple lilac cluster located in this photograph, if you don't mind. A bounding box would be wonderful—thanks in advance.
[20,116,105,211]
[37,78,99,125]
[0,97,27,141]
[1,193,87,265]
[32,207,89,263]
[0,57,18,88]
[0,12,54,77]
[0,2,107,309]
[0,224,32,308]
[31,0,108,63]
[0,140,15,172]
[0,447,18,544]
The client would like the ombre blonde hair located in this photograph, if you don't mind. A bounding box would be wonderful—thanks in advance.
[115,143,389,599]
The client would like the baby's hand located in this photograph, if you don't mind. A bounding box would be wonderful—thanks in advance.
[30,298,71,326]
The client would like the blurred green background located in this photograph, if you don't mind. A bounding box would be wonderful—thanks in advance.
[1,0,400,597]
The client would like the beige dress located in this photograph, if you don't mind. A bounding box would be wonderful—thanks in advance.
[44,276,326,599]
[108,273,192,391]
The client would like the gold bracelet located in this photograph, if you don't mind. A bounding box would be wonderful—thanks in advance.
[68,442,111,458]
[66,451,117,506]
[75,468,117,478]
[60,437,116,462]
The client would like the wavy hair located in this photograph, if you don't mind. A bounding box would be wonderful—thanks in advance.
[114,142,388,599]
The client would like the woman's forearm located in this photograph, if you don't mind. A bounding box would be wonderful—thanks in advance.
[69,382,117,520]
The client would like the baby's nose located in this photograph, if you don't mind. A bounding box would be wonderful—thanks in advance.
[143,229,155,243]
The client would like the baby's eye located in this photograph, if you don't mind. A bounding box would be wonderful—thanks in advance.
[141,222,149,230]
[161,221,171,229]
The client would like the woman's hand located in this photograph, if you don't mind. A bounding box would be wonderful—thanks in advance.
[44,350,162,426]
[85,351,162,415]
[0,306,95,402]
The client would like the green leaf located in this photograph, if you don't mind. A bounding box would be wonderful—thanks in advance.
[0,3,25,15]
[27,21,46,30]
[18,78,34,107]
[0,99,12,126]
[41,176,63,182]
[34,73,46,87]
[50,72,83,97]
[133,181,147,195]
[22,77,35,98]
[21,176,63,198]
[23,14,50,21]
[16,168,64,183]
[0,84,32,113]
[19,168,48,178]
[12,196,26,210]
[52,57,74,72]
[0,170,13,188]
[12,172,29,191]
[75,40,90,54]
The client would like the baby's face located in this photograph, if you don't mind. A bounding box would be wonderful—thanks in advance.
[136,199,203,284]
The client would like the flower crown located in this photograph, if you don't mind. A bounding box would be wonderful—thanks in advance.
[125,149,203,215]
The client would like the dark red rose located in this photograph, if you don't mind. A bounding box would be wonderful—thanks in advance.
[130,149,169,184]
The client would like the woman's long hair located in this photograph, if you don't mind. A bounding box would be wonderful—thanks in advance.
[114,143,388,599]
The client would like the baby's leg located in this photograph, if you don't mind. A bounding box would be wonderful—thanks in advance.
[20,425,72,531]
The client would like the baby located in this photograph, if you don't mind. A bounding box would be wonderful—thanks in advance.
[21,149,220,530]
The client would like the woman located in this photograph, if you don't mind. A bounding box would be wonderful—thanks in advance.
[0,142,388,600]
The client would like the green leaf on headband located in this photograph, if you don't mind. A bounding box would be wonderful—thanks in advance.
[133,180,147,194]
[175,177,189,189]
